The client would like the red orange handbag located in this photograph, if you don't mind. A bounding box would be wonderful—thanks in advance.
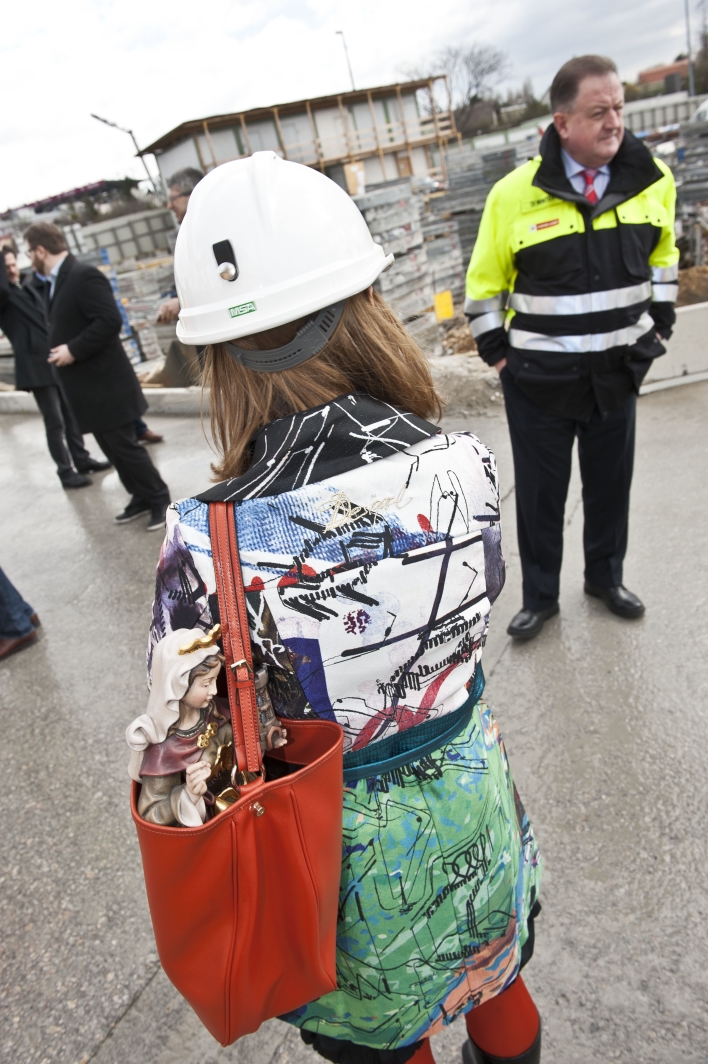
[131,501,343,1045]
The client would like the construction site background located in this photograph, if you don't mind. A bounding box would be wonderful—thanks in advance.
[3,78,708,390]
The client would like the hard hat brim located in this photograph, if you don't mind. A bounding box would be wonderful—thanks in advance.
[176,249,393,347]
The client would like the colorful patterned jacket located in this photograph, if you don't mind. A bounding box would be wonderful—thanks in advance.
[148,393,505,755]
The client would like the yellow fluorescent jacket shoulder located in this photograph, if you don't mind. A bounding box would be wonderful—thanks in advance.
[466,155,679,304]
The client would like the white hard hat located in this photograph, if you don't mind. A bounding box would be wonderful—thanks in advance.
[173,152,393,362]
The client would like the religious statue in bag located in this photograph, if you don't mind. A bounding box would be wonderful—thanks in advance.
[126,625,287,827]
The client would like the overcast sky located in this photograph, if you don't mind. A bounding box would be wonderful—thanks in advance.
[0,0,698,211]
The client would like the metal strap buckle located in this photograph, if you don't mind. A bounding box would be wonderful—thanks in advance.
[230,658,253,676]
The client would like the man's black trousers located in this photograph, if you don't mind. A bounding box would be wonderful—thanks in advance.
[93,422,169,507]
[32,383,91,480]
[500,369,636,612]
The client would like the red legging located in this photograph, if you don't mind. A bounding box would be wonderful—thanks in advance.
[407,1040,436,1063]
[404,977,539,1063]
[465,976,540,1057]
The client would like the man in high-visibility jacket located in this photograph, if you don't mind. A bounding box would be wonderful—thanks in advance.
[466,54,678,639]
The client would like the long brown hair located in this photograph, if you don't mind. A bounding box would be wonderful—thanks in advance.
[204,288,443,481]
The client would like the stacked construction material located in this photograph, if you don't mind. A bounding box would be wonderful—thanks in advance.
[422,217,465,302]
[428,142,540,274]
[672,119,708,204]
[113,261,177,362]
[431,147,515,267]
[354,183,434,321]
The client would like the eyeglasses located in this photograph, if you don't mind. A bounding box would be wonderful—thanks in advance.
[167,192,190,205]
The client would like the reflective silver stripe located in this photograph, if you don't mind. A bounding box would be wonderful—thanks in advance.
[464,292,507,315]
[651,264,679,282]
[651,283,678,303]
[509,281,651,316]
[471,311,505,338]
[508,312,655,353]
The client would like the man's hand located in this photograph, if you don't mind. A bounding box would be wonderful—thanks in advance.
[155,297,180,324]
[494,358,507,374]
[48,345,76,367]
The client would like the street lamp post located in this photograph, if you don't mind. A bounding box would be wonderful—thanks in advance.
[90,114,161,194]
[684,0,697,97]
[336,31,356,92]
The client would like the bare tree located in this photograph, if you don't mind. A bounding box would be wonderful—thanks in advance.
[443,44,508,106]
[401,42,508,111]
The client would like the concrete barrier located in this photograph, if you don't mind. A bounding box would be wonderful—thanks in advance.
[0,386,206,417]
[640,300,708,392]
[140,386,206,415]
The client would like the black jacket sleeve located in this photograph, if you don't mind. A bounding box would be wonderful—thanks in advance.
[465,318,509,367]
[66,268,123,361]
[649,301,676,339]
[0,253,12,310]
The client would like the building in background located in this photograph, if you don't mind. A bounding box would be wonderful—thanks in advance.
[639,59,691,95]
[139,78,459,191]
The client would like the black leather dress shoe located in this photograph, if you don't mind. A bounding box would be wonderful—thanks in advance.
[60,472,92,489]
[507,604,559,640]
[77,458,112,473]
[584,582,645,618]
[462,1026,541,1064]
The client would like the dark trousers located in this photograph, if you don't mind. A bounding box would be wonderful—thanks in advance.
[93,422,169,507]
[501,370,636,611]
[0,566,35,638]
[32,384,91,479]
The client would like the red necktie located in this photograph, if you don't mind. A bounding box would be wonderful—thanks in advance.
[581,168,599,204]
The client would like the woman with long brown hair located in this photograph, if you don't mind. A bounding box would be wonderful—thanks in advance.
[146,152,543,1064]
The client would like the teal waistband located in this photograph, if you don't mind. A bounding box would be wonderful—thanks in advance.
[342,665,485,783]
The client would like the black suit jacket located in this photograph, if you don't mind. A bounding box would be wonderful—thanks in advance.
[0,255,58,390]
[48,254,146,432]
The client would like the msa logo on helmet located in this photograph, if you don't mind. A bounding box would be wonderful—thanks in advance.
[229,302,257,318]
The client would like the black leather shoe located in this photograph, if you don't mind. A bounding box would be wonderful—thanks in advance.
[77,458,112,473]
[115,499,151,524]
[462,1026,541,1064]
[61,472,92,489]
[584,581,645,618]
[507,604,559,640]
[147,502,170,532]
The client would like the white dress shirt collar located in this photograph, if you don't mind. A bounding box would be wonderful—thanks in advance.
[561,149,611,201]
[47,253,68,299]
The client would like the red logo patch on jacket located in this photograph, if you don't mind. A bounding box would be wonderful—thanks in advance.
[529,219,560,232]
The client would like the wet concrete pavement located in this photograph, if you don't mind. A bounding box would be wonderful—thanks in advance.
[1,383,707,1064]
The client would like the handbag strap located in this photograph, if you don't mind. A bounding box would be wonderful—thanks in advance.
[210,501,263,777]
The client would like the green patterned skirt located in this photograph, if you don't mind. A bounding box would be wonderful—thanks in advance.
[282,697,542,1049]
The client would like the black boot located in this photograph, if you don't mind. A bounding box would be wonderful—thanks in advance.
[461,1024,541,1064]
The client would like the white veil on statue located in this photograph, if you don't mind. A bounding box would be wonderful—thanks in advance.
[126,627,221,782]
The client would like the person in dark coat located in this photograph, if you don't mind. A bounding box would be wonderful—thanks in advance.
[0,247,110,488]
[142,166,204,392]
[23,222,171,531]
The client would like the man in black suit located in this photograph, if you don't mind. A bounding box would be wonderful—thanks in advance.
[23,222,170,531]
[0,247,110,488]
